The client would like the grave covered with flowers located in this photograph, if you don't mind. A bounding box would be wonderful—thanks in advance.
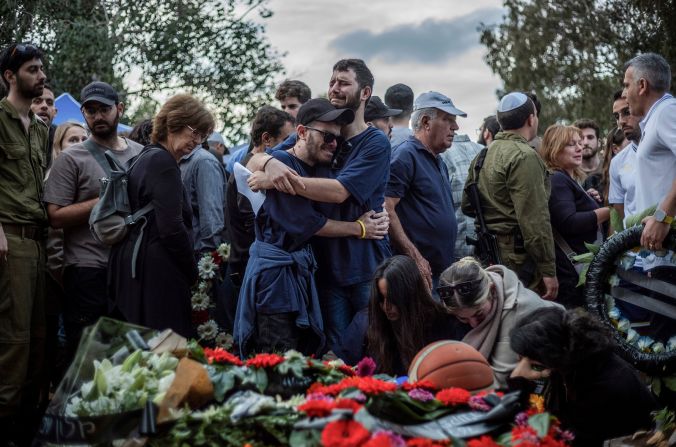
[37,318,572,446]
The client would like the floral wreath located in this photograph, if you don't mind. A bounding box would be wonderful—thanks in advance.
[585,225,676,376]
[191,243,233,348]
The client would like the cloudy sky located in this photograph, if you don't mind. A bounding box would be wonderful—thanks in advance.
[260,0,505,141]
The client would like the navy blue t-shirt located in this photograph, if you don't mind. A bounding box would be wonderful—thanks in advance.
[253,150,327,314]
[312,126,392,286]
[387,136,457,276]
[255,150,327,252]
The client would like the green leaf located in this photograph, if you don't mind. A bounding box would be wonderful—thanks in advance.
[583,242,600,254]
[610,207,624,233]
[94,365,108,396]
[652,377,662,396]
[122,349,142,373]
[254,368,268,393]
[528,412,550,437]
[289,430,321,447]
[576,263,590,287]
[495,432,512,445]
[572,252,594,263]
[211,370,235,402]
[663,375,676,392]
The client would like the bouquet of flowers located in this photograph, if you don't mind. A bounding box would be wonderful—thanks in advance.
[192,243,232,347]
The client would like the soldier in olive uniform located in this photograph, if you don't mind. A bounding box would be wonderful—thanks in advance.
[462,92,558,300]
[0,43,49,443]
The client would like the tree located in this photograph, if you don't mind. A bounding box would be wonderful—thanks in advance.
[1,0,284,143]
[479,0,676,135]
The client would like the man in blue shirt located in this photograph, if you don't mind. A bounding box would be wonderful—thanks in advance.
[385,91,466,291]
[235,99,388,357]
[246,59,391,355]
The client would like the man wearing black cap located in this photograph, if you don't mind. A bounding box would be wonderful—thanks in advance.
[234,98,388,357]
[365,96,401,139]
[385,83,414,147]
[44,81,142,360]
[0,41,49,443]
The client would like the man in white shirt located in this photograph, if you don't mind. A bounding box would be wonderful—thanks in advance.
[622,52,676,250]
[608,90,642,222]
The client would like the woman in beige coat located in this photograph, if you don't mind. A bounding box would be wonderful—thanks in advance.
[438,257,563,388]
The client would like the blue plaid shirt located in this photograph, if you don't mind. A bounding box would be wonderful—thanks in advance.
[439,134,484,260]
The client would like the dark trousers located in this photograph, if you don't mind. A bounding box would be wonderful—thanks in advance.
[62,266,108,362]
[254,312,300,353]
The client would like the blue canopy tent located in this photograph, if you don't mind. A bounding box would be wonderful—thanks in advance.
[53,93,133,133]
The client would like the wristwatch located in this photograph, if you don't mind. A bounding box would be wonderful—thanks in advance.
[654,208,674,224]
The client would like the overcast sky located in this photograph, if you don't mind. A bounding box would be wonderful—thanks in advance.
[260,0,505,142]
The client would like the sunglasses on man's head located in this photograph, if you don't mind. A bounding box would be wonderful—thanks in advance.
[10,43,38,59]
[304,126,341,145]
[436,279,482,303]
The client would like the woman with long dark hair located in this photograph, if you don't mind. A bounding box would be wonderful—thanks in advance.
[367,255,467,375]
[510,307,657,446]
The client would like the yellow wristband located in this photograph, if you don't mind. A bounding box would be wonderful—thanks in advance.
[356,219,366,239]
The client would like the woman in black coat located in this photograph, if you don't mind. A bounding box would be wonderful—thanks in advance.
[540,125,610,307]
[109,94,214,337]
[510,307,657,446]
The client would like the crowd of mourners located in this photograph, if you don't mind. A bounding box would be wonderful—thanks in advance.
[0,41,675,446]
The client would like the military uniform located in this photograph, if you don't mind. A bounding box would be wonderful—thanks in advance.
[461,131,556,288]
[0,97,48,420]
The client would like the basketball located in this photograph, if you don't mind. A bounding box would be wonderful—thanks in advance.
[407,340,494,391]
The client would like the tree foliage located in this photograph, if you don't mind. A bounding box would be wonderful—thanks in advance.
[1,0,284,142]
[479,0,676,135]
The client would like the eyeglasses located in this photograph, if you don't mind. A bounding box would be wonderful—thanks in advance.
[186,125,208,143]
[81,105,113,118]
[304,126,341,145]
[437,279,482,304]
[10,43,38,60]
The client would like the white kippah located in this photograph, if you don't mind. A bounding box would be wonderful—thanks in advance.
[497,92,528,113]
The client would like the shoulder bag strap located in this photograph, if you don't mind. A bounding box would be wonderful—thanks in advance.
[83,139,113,176]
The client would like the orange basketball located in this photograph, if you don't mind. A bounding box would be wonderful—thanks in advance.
[408,340,494,392]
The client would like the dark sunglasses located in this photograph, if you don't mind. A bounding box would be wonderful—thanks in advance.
[304,126,341,145]
[10,43,38,59]
[436,279,482,303]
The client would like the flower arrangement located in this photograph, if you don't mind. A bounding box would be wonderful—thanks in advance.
[192,243,232,347]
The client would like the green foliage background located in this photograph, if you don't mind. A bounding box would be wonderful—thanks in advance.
[479,0,676,136]
[0,0,284,143]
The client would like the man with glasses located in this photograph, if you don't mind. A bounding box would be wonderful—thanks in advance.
[247,60,392,357]
[0,41,49,444]
[43,81,142,364]
[234,99,388,357]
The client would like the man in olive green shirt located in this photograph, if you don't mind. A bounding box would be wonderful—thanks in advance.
[0,42,49,443]
[462,92,558,300]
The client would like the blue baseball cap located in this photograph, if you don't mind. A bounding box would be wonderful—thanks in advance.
[207,131,225,145]
[414,91,467,117]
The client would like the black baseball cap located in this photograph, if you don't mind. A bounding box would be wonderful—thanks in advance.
[364,96,401,121]
[81,81,119,106]
[296,98,354,126]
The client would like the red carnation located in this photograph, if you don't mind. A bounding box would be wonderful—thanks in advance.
[245,353,284,369]
[334,398,363,413]
[466,436,501,447]
[211,251,223,265]
[511,425,539,445]
[402,379,438,392]
[203,347,242,366]
[298,399,335,418]
[435,387,471,406]
[338,364,356,376]
[321,419,371,447]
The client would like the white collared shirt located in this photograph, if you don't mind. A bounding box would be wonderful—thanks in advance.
[634,93,676,213]
[608,142,638,219]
